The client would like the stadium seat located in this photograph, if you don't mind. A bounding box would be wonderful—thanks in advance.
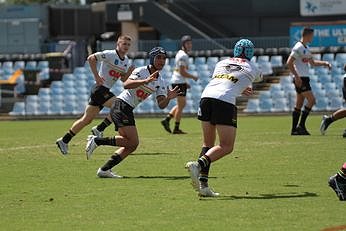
[9,102,25,116]
[259,62,273,75]
[257,55,270,64]
[314,98,328,111]
[244,99,259,113]
[133,59,145,67]
[272,98,288,112]
[318,74,332,84]
[14,61,25,70]
[259,91,271,101]
[314,89,326,98]
[38,61,49,69]
[312,53,321,60]
[329,97,343,110]
[259,98,273,112]
[322,53,335,62]
[270,55,283,68]
[335,53,346,66]
[194,57,206,65]
[25,61,37,70]
[250,56,257,63]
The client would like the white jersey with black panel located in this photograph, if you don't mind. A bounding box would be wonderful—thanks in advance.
[201,57,262,105]
[171,49,189,84]
[117,66,168,108]
[290,42,312,77]
[94,49,130,89]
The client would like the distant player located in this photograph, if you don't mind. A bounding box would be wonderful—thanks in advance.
[328,163,346,201]
[85,47,179,178]
[56,35,135,155]
[161,35,198,134]
[185,39,262,197]
[287,27,331,135]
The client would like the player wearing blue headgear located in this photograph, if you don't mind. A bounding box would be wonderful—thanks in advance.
[185,39,262,197]
[85,47,180,178]
[161,35,198,134]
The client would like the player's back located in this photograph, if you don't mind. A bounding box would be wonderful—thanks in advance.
[201,58,261,105]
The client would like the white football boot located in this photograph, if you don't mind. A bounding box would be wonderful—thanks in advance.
[56,137,68,155]
[91,126,103,138]
[96,168,122,178]
[185,161,201,191]
[86,135,98,160]
[199,187,220,197]
[320,115,329,135]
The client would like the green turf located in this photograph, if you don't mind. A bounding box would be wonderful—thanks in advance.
[0,115,345,231]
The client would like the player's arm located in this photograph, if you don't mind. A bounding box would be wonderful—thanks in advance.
[123,71,159,89]
[179,65,198,81]
[286,55,302,87]
[309,59,331,69]
[156,86,180,109]
[121,65,136,82]
[87,54,104,85]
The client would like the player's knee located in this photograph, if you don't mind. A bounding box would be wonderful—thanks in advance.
[310,97,316,106]
[128,140,139,152]
[221,144,234,155]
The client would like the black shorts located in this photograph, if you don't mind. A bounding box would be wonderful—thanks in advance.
[88,85,115,110]
[172,83,188,96]
[197,97,237,128]
[293,77,311,94]
[110,98,135,131]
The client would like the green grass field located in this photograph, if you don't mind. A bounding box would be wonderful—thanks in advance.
[0,115,345,231]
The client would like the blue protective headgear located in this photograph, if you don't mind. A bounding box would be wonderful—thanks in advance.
[233,39,255,60]
[149,47,167,67]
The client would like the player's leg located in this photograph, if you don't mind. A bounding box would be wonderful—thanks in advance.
[198,121,216,189]
[173,95,187,134]
[291,93,304,135]
[328,162,346,201]
[320,109,346,135]
[96,126,139,178]
[161,105,176,133]
[91,96,117,137]
[56,105,100,155]
[297,90,315,134]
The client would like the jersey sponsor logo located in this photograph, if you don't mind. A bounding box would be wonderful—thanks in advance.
[302,58,310,63]
[213,74,239,83]
[109,70,122,79]
[101,53,106,59]
[135,85,155,101]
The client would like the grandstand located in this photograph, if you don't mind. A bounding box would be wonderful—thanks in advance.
[0,0,345,118]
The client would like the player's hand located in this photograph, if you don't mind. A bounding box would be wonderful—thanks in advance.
[95,75,104,86]
[192,76,198,81]
[242,87,253,96]
[167,86,180,99]
[325,62,332,70]
[127,65,136,75]
[144,71,159,84]
[294,76,302,88]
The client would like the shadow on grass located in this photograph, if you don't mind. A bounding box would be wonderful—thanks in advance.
[123,176,217,180]
[201,192,318,200]
[131,152,177,156]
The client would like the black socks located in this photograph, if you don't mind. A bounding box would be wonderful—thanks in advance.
[198,147,211,187]
[299,106,311,129]
[96,118,112,132]
[165,113,173,122]
[101,154,123,171]
[174,122,180,131]
[62,129,75,144]
[292,108,301,131]
[94,137,117,146]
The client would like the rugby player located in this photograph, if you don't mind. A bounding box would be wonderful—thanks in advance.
[56,35,135,155]
[185,39,262,197]
[85,47,180,178]
[287,27,331,135]
[161,35,198,134]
